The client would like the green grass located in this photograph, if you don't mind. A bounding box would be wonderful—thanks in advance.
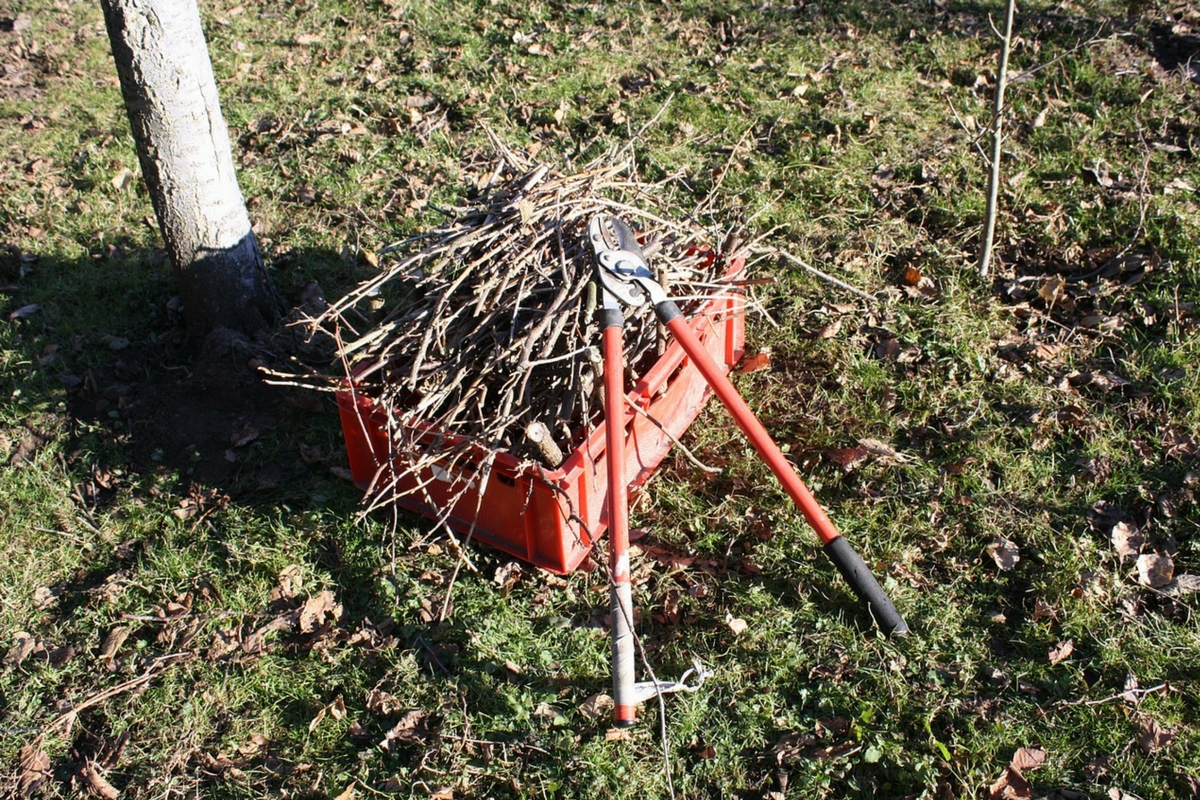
[3,0,1199,797]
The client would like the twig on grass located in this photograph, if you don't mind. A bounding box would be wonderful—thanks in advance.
[49,653,191,731]
[1057,681,1170,709]
[978,0,1017,278]
[624,399,722,474]
[764,248,879,304]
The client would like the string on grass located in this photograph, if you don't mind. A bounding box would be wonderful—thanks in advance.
[301,144,746,515]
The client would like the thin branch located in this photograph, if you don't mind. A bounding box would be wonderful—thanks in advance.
[979,0,1017,278]
[764,247,879,304]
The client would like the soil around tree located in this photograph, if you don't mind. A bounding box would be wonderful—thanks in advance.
[66,318,334,497]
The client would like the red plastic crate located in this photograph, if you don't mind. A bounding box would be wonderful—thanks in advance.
[336,277,745,574]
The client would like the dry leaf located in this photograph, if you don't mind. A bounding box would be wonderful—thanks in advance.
[111,168,135,192]
[740,351,771,373]
[1161,574,1200,597]
[6,632,41,667]
[1111,522,1143,560]
[33,586,60,609]
[1031,599,1057,621]
[1033,342,1065,362]
[1038,277,1065,303]
[1048,640,1074,665]
[1136,554,1174,588]
[367,689,403,716]
[97,627,130,669]
[18,744,51,797]
[332,782,356,800]
[380,710,429,749]
[494,561,524,595]
[516,198,535,226]
[605,726,635,742]
[726,614,749,636]
[808,317,841,339]
[230,424,260,447]
[9,303,40,321]
[240,614,292,654]
[987,538,1020,571]
[579,693,614,721]
[80,762,120,800]
[299,590,340,633]
[239,732,270,756]
[1137,717,1174,754]
[1011,746,1047,772]
[988,766,1033,799]
[826,446,869,472]
[858,438,910,462]
[1120,672,1140,704]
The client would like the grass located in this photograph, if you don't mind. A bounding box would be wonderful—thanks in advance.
[2,0,1199,797]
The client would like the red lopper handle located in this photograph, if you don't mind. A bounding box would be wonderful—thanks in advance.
[656,301,908,636]
[601,315,638,724]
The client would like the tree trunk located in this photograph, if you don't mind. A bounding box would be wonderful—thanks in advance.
[101,0,281,341]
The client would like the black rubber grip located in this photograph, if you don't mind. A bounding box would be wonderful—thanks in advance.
[654,299,684,324]
[597,307,624,330]
[823,536,909,636]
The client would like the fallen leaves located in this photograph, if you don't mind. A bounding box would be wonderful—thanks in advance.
[308,695,347,733]
[739,350,771,373]
[79,761,120,800]
[772,718,857,764]
[825,445,869,472]
[207,586,351,662]
[1136,554,1175,589]
[987,538,1021,571]
[1137,716,1175,755]
[8,302,40,320]
[298,590,340,633]
[578,692,614,721]
[824,438,911,472]
[1110,522,1144,560]
[97,627,131,670]
[379,709,431,750]
[1011,746,1047,773]
[33,585,62,609]
[988,746,1047,799]
[366,689,405,716]
[1048,639,1074,665]
[18,743,51,797]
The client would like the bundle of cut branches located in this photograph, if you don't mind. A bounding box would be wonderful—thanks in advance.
[302,144,747,511]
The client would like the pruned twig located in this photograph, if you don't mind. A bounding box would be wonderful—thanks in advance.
[979,0,1017,278]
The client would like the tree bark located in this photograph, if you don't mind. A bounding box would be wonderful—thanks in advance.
[101,0,281,340]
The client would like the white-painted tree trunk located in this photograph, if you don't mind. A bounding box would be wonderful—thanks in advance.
[101,0,279,338]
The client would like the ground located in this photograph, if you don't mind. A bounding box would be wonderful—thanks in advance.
[1,0,1199,798]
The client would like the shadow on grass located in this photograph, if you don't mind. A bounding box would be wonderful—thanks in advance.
[0,243,614,796]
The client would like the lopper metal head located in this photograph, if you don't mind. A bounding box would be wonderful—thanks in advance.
[588,215,669,308]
